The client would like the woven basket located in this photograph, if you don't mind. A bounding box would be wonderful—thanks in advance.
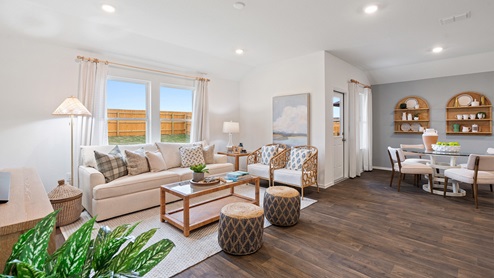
[48,180,83,227]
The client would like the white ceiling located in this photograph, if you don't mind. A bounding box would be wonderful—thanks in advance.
[1,0,493,83]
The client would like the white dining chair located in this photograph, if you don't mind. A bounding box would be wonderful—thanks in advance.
[387,147,434,193]
[444,154,494,208]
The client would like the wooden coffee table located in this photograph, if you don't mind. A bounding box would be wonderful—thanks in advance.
[160,176,260,236]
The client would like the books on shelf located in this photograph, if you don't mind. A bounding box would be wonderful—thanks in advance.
[225,171,251,182]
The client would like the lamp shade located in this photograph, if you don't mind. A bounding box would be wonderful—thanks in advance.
[53,96,92,116]
[223,121,239,133]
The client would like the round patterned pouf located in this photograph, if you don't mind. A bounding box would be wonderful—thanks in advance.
[218,202,264,255]
[263,186,300,226]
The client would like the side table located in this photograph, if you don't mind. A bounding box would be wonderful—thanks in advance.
[217,152,251,171]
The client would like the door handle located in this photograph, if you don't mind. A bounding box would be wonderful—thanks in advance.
[342,138,346,142]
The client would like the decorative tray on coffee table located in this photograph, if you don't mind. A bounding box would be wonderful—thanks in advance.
[189,177,221,186]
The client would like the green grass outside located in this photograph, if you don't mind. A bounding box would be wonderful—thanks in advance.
[108,134,190,145]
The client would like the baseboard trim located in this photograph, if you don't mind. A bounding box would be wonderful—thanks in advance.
[373,166,392,171]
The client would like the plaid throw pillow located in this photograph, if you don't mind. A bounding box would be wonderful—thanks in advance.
[261,145,278,165]
[286,148,311,171]
[94,146,128,182]
[179,145,205,167]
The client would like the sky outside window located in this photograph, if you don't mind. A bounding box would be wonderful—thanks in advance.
[160,86,192,112]
[107,79,146,109]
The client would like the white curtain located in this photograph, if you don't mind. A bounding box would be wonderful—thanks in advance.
[73,60,109,187]
[347,82,373,178]
[191,78,210,142]
[361,87,373,171]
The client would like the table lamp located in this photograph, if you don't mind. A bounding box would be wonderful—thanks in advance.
[223,121,239,149]
[53,96,92,186]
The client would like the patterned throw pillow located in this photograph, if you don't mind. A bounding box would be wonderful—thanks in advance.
[179,145,205,167]
[261,145,278,165]
[94,146,128,183]
[203,145,215,164]
[286,148,311,171]
[125,148,149,175]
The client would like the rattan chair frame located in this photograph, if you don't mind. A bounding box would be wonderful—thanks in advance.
[247,143,287,186]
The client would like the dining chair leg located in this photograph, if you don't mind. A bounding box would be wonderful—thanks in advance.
[428,174,434,194]
[490,184,493,192]
[398,173,403,192]
[389,170,394,187]
[473,182,479,209]
[471,184,474,198]
[443,177,448,197]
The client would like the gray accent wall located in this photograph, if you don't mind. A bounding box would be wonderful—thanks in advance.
[372,71,494,168]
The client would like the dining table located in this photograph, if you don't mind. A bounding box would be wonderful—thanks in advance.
[404,149,472,197]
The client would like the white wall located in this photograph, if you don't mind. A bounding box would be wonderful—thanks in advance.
[239,52,327,183]
[324,52,371,185]
[0,35,238,192]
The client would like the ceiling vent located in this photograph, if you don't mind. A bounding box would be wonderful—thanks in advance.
[440,11,471,25]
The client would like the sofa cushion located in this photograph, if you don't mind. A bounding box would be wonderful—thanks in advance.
[125,148,150,175]
[156,142,200,169]
[286,148,310,171]
[203,145,215,164]
[261,145,278,165]
[179,145,205,167]
[146,151,167,172]
[92,171,179,200]
[81,144,158,168]
[95,146,128,182]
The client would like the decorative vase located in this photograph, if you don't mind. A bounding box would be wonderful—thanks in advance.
[192,172,204,182]
[422,129,438,152]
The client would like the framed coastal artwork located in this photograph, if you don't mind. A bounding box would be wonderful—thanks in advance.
[272,93,310,147]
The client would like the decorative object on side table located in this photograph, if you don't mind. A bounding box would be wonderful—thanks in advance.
[48,179,83,227]
[190,164,209,182]
[3,210,174,277]
[223,121,239,150]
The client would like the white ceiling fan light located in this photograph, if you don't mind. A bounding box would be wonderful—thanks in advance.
[432,46,443,53]
[101,4,116,13]
[364,4,378,14]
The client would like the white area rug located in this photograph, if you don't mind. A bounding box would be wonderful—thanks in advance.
[61,185,317,277]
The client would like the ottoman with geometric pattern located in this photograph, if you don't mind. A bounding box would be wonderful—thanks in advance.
[218,202,264,255]
[263,186,300,226]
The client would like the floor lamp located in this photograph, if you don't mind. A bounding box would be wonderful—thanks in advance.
[53,96,92,186]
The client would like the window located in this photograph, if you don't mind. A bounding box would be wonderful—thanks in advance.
[160,86,193,143]
[106,78,148,145]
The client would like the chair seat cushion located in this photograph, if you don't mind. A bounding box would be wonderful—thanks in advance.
[273,168,302,187]
[403,158,430,164]
[399,163,433,174]
[247,163,270,179]
[444,168,494,185]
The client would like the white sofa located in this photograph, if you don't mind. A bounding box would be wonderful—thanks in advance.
[79,142,233,221]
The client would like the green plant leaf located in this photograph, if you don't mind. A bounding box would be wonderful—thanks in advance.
[93,224,133,272]
[16,262,46,278]
[128,239,175,276]
[108,228,158,273]
[3,229,34,275]
[55,217,95,277]
[21,210,58,270]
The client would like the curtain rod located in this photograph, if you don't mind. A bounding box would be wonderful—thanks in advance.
[350,79,371,89]
[76,55,210,82]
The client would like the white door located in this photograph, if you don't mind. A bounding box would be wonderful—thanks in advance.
[333,92,344,182]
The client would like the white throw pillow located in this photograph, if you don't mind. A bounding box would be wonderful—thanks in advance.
[285,148,311,171]
[179,145,205,167]
[145,151,167,172]
[203,145,215,164]
[261,145,278,165]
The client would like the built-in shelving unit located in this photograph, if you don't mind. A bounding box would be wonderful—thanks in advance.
[394,96,430,134]
[445,92,492,135]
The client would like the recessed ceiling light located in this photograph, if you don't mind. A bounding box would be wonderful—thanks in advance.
[364,5,378,14]
[101,4,116,13]
[432,46,443,53]
[235,49,244,55]
[233,2,246,10]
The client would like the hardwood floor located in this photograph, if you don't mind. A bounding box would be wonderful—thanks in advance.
[175,170,494,278]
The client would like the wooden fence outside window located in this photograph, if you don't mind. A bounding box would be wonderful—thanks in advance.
[107,109,191,137]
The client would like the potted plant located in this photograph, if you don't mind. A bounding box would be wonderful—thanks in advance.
[414,113,420,120]
[3,210,174,277]
[190,164,209,182]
